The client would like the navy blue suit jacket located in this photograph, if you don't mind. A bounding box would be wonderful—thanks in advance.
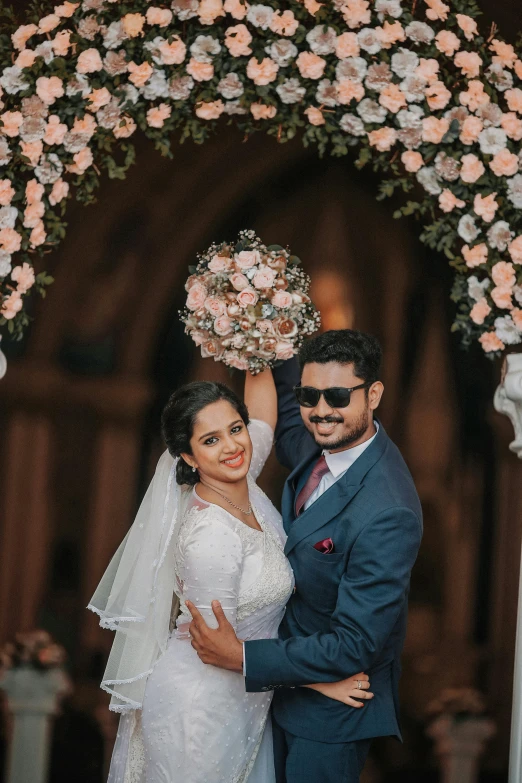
[244,359,423,744]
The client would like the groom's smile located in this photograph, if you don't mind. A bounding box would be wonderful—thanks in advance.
[299,361,383,452]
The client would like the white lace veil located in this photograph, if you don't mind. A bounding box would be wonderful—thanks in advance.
[88,449,187,713]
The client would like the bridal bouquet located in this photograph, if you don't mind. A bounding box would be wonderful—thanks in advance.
[181,230,321,374]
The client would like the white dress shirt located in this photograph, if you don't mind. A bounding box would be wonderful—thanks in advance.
[303,422,379,511]
[243,422,379,674]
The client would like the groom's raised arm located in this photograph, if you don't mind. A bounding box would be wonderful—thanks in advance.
[273,358,316,471]
[243,505,422,690]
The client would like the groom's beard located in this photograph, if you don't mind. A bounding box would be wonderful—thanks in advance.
[308,407,370,451]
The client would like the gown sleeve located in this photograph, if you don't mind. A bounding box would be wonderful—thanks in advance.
[248,419,274,481]
[176,509,243,633]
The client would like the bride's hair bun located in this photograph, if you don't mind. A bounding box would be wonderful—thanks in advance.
[162,381,250,486]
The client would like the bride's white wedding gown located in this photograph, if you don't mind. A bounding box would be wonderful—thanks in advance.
[119,420,294,783]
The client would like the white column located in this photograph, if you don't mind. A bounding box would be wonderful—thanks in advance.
[1,668,69,783]
[493,354,522,783]
[428,716,496,783]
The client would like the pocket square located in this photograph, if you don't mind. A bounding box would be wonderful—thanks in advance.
[313,537,335,554]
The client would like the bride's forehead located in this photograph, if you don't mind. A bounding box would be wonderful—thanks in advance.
[192,399,244,433]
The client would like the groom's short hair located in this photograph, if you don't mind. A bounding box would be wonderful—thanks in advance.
[299,329,382,385]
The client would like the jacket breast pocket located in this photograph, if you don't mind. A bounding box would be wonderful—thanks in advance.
[298,544,345,610]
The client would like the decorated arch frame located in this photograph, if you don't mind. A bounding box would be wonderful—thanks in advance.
[0,0,520,359]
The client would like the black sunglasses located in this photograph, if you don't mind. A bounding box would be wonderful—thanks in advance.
[293,382,371,409]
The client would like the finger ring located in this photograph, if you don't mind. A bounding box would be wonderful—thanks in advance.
[357,680,362,689]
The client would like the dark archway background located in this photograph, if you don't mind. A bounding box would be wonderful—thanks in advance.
[0,3,520,781]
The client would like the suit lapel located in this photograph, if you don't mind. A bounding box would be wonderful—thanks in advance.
[283,422,389,556]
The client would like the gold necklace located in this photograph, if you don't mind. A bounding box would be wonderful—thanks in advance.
[200,481,253,515]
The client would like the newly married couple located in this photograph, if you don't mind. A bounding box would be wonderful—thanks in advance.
[89,328,423,783]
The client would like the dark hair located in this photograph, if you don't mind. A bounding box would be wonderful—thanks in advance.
[298,329,382,385]
[162,381,250,486]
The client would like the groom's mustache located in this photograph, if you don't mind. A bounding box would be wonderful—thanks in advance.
[309,415,344,424]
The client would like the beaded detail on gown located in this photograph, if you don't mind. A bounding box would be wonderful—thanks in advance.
[135,420,294,783]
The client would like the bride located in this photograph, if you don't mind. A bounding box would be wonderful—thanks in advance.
[89,369,372,783]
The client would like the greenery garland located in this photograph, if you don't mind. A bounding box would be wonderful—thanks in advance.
[0,0,520,358]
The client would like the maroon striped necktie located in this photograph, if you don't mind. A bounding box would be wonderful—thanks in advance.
[295,454,330,516]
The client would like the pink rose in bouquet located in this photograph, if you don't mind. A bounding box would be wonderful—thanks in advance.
[275,341,295,360]
[272,290,293,309]
[236,250,261,269]
[201,338,224,359]
[204,297,227,317]
[214,314,233,335]
[231,272,249,291]
[208,254,230,272]
[186,283,207,310]
[237,287,259,307]
[253,266,276,289]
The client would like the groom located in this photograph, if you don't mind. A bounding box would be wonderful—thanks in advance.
[188,329,423,782]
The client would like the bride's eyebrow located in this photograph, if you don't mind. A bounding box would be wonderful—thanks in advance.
[198,419,243,441]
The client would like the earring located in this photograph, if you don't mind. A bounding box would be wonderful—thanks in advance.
[192,467,197,473]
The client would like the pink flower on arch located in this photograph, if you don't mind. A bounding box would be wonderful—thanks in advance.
[479,332,504,353]
[335,32,360,59]
[368,127,397,152]
[270,10,298,37]
[470,298,491,325]
[0,228,21,254]
[460,116,483,145]
[379,84,406,113]
[77,48,103,74]
[246,57,279,86]
[36,76,64,106]
[462,243,487,268]
[128,61,153,87]
[435,30,460,57]
[490,286,513,310]
[460,81,490,112]
[195,100,224,120]
[439,190,465,213]
[304,106,325,126]
[402,151,424,173]
[454,51,482,78]
[1,291,23,319]
[473,193,498,223]
[422,116,449,144]
[0,179,15,206]
[251,103,277,121]
[509,236,522,264]
[225,24,252,57]
[29,221,46,248]
[490,148,519,177]
[460,154,485,184]
[147,103,171,128]
[491,261,516,289]
[296,51,326,80]
[456,14,478,40]
[11,262,35,293]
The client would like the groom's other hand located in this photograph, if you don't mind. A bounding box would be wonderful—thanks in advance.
[186,600,243,672]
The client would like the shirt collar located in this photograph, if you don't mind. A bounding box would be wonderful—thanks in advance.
[323,421,379,478]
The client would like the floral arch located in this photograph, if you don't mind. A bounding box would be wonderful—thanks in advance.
[0,0,520,358]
